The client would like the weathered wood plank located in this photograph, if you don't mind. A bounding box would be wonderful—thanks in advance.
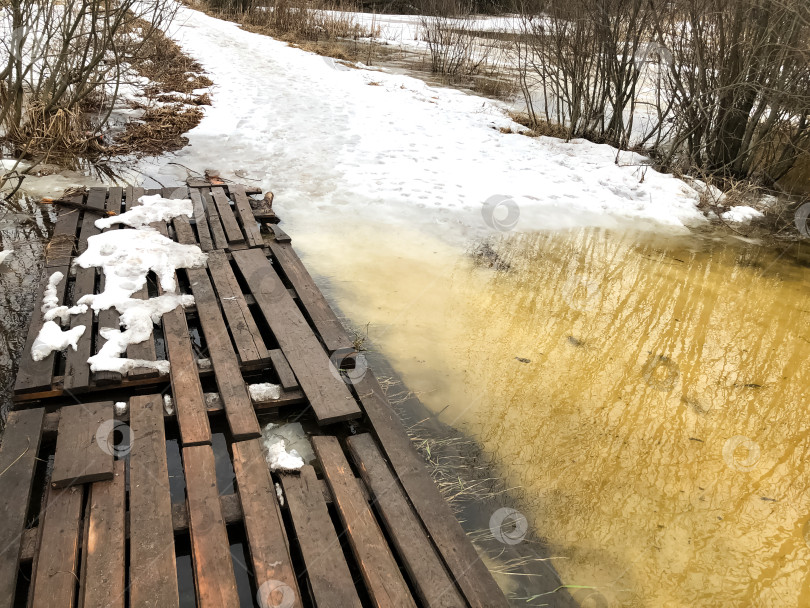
[312,436,416,608]
[45,199,81,268]
[232,249,360,425]
[211,187,245,245]
[232,439,302,608]
[0,408,45,608]
[269,348,298,390]
[129,394,180,608]
[355,372,509,608]
[80,460,126,608]
[346,434,466,608]
[268,240,352,353]
[186,261,260,440]
[229,184,263,248]
[201,188,228,250]
[183,444,239,608]
[206,250,269,365]
[279,466,362,608]
[189,188,214,252]
[51,401,114,488]
[30,485,84,608]
[14,264,69,394]
[269,224,291,243]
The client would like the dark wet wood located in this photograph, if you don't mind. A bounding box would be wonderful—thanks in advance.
[51,401,114,488]
[189,188,214,252]
[129,394,179,608]
[346,434,466,608]
[280,466,363,608]
[269,348,298,390]
[45,199,81,268]
[183,444,240,608]
[232,439,302,608]
[202,188,229,250]
[232,248,360,425]
[0,408,44,608]
[229,184,263,247]
[313,436,417,608]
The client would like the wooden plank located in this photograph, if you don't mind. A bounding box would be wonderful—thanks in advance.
[232,439,302,608]
[183,444,239,608]
[29,485,83,608]
[80,460,126,608]
[201,189,228,250]
[0,408,45,608]
[269,348,298,390]
[279,466,362,608]
[312,436,416,608]
[355,372,509,608]
[93,187,124,385]
[64,187,106,390]
[268,240,352,353]
[346,434,466,608]
[189,188,214,252]
[173,214,197,246]
[229,184,263,248]
[14,264,69,393]
[186,262,261,440]
[211,187,245,245]
[51,401,114,488]
[269,224,291,243]
[206,250,269,365]
[45,199,81,267]
[232,249,360,425]
[129,393,180,608]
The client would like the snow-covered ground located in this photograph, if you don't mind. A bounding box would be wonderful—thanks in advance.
[140,4,710,244]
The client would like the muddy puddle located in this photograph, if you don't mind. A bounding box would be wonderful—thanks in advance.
[294,221,810,607]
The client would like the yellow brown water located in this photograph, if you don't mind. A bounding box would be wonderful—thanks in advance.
[295,221,810,607]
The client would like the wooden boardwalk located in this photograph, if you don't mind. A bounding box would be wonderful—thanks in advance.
[0,183,509,608]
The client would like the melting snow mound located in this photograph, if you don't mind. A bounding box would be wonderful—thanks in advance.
[261,422,314,472]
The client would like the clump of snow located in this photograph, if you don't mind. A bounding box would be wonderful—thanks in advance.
[204,392,222,407]
[31,322,85,361]
[163,394,174,415]
[41,271,65,313]
[114,401,128,416]
[96,194,193,230]
[0,248,13,265]
[44,304,88,324]
[275,482,284,506]
[248,382,281,402]
[197,357,212,370]
[261,422,314,472]
[722,206,764,224]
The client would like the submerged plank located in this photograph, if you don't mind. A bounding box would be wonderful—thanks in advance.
[30,485,84,608]
[232,248,360,425]
[51,401,114,488]
[280,466,362,608]
[129,394,179,608]
[183,444,239,608]
[312,436,416,608]
[232,439,301,608]
[0,408,45,608]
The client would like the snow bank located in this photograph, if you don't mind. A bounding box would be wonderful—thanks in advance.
[722,206,764,224]
[248,382,281,402]
[261,422,314,472]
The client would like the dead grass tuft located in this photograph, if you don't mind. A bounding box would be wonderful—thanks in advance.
[110,105,204,156]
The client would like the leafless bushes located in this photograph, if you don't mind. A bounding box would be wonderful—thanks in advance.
[514,0,810,187]
[0,0,178,163]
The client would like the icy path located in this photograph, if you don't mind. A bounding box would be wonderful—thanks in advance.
[144,6,705,242]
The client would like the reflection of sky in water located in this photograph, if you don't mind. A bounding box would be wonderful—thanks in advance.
[0,195,54,419]
[296,222,810,607]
